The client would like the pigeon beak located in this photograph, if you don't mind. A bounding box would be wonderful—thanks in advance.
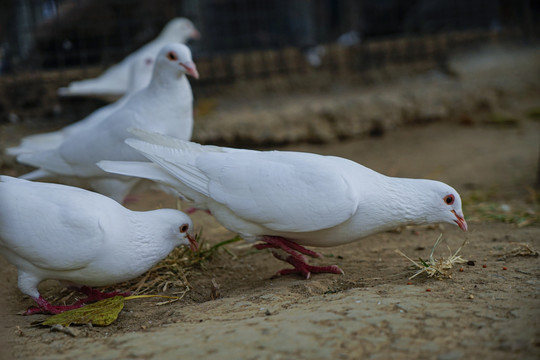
[451,210,468,232]
[180,61,199,79]
[190,29,201,39]
[187,233,199,252]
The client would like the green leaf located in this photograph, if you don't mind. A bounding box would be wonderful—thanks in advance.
[419,257,430,268]
[42,296,125,327]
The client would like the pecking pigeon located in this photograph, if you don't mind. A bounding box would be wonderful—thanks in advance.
[98,130,468,279]
[0,175,198,315]
[7,56,156,156]
[17,43,198,203]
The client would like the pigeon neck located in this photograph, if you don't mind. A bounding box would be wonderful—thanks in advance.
[126,213,177,267]
[148,72,192,99]
[373,177,437,228]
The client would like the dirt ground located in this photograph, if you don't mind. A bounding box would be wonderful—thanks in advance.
[0,45,539,359]
[0,116,539,359]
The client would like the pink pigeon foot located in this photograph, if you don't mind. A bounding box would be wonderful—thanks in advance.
[71,286,131,306]
[185,207,211,215]
[253,236,343,279]
[24,287,132,315]
[24,296,87,315]
[122,194,140,205]
[254,236,323,258]
[271,251,344,279]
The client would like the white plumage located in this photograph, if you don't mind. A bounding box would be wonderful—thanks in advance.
[99,130,468,278]
[58,17,199,97]
[7,55,156,156]
[17,43,198,203]
[0,176,197,314]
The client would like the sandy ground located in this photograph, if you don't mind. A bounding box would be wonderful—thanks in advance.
[0,111,539,359]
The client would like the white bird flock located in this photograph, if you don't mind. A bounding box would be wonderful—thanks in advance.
[0,176,197,314]
[1,16,469,316]
[58,17,200,97]
[17,43,198,203]
[7,55,156,156]
[99,130,468,279]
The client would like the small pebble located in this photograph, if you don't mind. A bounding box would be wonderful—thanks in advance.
[468,294,474,299]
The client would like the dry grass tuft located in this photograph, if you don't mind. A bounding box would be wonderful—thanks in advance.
[396,234,468,280]
[493,242,539,260]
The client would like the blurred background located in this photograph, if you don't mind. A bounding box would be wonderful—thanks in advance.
[0,0,537,72]
[0,0,538,147]
[1,3,540,357]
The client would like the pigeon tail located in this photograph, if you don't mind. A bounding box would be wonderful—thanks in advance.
[18,150,74,176]
[19,169,53,181]
[97,160,186,196]
[7,132,64,156]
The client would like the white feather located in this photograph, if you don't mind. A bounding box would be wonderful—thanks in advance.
[58,18,199,97]
[101,131,468,247]
[7,56,156,156]
[0,176,193,300]
[16,43,197,202]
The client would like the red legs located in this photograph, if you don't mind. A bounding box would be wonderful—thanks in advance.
[185,207,211,215]
[24,296,84,315]
[254,236,344,279]
[122,194,140,204]
[254,236,323,258]
[23,286,132,315]
[271,252,345,279]
[72,286,131,305]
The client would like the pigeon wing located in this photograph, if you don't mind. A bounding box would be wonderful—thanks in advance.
[0,177,109,271]
[199,151,361,232]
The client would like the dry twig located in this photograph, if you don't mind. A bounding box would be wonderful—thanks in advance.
[396,234,468,280]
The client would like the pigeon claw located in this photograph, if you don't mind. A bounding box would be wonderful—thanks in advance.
[256,236,343,279]
[271,251,344,279]
[24,296,88,315]
[73,286,131,306]
[23,287,133,315]
[257,236,323,258]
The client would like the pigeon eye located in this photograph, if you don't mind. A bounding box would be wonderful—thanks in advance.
[179,224,189,233]
[167,51,178,61]
[443,194,455,205]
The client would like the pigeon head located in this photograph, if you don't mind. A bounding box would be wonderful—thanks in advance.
[159,17,200,43]
[154,43,199,80]
[174,211,198,252]
[152,208,198,252]
[424,181,467,232]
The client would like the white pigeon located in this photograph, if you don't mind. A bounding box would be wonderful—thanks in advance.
[58,17,200,97]
[17,43,198,203]
[7,56,156,156]
[0,175,198,315]
[98,130,468,279]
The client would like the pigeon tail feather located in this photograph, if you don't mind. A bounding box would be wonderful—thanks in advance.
[18,150,74,176]
[19,169,54,181]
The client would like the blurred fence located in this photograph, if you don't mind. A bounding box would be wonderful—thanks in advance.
[0,0,537,86]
